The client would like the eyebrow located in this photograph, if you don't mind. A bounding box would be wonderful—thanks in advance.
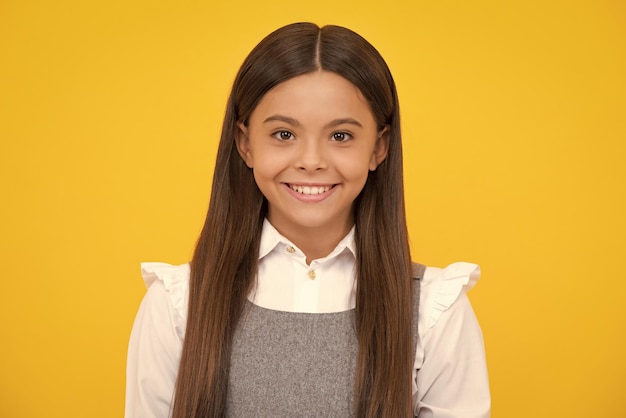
[263,115,300,126]
[325,118,363,128]
[263,115,363,128]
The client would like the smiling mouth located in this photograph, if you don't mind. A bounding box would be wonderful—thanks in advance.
[288,184,334,195]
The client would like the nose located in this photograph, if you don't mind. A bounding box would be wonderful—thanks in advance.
[296,139,327,172]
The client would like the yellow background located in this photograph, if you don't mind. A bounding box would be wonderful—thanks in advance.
[1,0,624,416]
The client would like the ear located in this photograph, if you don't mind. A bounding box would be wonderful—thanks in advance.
[235,122,254,168]
[369,125,390,171]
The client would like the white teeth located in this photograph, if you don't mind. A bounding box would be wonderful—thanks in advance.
[290,185,331,195]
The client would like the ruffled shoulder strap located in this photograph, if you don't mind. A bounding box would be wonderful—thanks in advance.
[140,262,190,338]
[412,261,481,373]
[421,262,481,329]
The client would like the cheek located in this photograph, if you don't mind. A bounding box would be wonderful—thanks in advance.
[249,152,286,191]
[250,167,275,201]
[335,150,375,179]
[251,163,274,186]
[248,146,275,173]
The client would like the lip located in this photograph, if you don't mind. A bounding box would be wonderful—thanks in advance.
[283,183,337,203]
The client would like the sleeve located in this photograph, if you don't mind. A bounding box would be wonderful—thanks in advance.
[413,263,491,418]
[125,263,189,418]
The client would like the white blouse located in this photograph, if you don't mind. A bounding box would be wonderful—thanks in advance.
[125,220,491,417]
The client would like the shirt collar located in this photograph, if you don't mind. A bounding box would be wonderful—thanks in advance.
[258,218,356,261]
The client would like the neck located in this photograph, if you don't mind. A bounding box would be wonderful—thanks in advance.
[297,227,350,265]
[269,219,353,265]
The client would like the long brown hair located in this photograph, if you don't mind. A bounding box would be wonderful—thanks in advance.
[173,22,413,417]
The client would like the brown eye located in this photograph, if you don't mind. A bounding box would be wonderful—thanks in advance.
[331,132,352,142]
[272,130,294,141]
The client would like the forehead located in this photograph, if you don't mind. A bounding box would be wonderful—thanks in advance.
[249,71,375,126]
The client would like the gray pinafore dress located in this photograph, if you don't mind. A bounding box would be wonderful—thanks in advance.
[226,263,425,416]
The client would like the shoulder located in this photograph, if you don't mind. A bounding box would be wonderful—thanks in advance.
[139,262,191,339]
[418,262,480,329]
[126,263,189,417]
[413,262,482,366]
[411,262,490,416]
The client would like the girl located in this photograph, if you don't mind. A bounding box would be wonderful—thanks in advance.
[126,22,490,417]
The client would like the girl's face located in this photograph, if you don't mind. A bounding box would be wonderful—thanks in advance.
[236,70,388,243]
